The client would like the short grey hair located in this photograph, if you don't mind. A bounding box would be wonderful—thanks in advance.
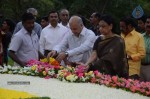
[27,8,38,15]
[59,9,69,14]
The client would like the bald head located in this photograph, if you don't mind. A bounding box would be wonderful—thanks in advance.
[69,16,84,37]
[69,16,83,25]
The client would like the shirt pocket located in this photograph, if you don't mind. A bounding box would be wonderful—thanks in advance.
[33,38,39,50]
[128,42,137,52]
[23,42,33,52]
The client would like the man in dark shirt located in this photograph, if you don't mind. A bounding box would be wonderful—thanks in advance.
[89,12,101,36]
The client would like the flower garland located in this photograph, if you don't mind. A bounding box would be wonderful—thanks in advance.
[0,88,37,99]
[0,58,150,96]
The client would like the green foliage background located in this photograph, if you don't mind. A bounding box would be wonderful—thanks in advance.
[0,0,150,25]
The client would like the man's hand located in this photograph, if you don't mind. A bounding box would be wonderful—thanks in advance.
[84,65,90,72]
[56,52,67,63]
[76,62,86,66]
[9,50,26,67]
[47,50,57,59]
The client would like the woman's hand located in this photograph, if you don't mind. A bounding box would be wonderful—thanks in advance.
[76,62,90,72]
[75,62,86,66]
[84,65,90,72]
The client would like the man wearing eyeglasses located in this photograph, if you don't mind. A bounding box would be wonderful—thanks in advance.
[39,10,68,56]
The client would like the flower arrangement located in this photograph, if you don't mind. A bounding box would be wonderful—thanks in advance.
[57,68,150,96]
[0,58,62,78]
[26,58,62,78]
[0,58,150,96]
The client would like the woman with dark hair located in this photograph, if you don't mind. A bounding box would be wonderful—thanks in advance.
[78,15,129,78]
[1,19,15,65]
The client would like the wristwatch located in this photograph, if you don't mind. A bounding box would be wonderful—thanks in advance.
[65,52,69,57]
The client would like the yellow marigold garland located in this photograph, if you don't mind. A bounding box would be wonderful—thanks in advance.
[0,88,37,99]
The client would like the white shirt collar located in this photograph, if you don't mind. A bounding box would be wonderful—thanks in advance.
[80,27,86,36]
[48,23,60,28]
[22,27,36,35]
[71,27,86,37]
[60,22,69,28]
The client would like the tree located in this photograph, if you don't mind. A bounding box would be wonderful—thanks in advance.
[0,0,54,22]
[0,0,149,23]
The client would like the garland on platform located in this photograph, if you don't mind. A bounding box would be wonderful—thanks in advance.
[0,88,37,99]
[0,58,150,97]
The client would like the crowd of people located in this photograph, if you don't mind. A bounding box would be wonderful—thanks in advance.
[0,7,150,82]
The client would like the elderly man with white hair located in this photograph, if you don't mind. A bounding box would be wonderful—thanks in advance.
[59,9,70,28]
[47,15,96,66]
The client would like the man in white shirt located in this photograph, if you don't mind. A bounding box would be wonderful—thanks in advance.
[39,10,68,56]
[59,9,70,28]
[9,13,45,67]
[48,16,96,65]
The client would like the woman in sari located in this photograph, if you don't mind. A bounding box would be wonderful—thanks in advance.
[79,15,129,78]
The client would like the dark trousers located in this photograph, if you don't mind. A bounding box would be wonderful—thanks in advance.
[3,50,8,65]
[140,64,150,82]
[129,74,140,80]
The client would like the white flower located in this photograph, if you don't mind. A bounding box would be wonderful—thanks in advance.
[18,70,23,74]
[31,73,35,76]
[58,70,63,74]
[75,76,78,80]
[26,71,31,75]
[8,71,13,74]
[48,71,55,75]
[13,70,18,74]
[7,65,12,69]
[0,70,3,73]
[81,77,86,82]
[66,75,78,82]
[84,76,89,81]
[62,78,67,82]
[23,69,28,73]
[11,66,20,70]
[35,69,39,73]
[0,65,3,70]
[24,67,31,70]
[3,66,8,72]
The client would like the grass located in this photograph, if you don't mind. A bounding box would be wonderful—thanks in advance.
[8,57,14,66]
